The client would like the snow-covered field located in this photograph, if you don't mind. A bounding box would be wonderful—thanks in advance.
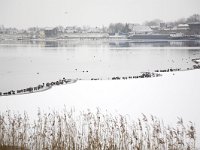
[0,69,200,147]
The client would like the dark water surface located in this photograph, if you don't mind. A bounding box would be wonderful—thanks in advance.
[0,40,200,92]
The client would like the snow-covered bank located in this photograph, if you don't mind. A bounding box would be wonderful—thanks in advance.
[0,69,200,146]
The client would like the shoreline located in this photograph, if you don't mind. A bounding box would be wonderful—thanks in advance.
[1,67,200,147]
[1,65,200,97]
[0,79,77,97]
[1,37,200,42]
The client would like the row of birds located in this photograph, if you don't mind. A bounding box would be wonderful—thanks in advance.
[2,65,200,96]
[0,78,75,96]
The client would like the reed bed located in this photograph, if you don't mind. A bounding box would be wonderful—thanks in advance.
[0,108,196,150]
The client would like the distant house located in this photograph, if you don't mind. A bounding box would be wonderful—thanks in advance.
[188,22,200,34]
[169,24,190,35]
[129,25,152,35]
[65,27,77,33]
[177,24,189,30]
[44,28,58,38]
[150,25,160,31]
[88,27,102,33]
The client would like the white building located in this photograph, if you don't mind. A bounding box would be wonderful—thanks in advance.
[177,24,189,30]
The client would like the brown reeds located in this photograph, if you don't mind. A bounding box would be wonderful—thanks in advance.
[0,108,196,150]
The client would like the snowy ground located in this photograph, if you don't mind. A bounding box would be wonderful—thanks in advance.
[0,69,200,147]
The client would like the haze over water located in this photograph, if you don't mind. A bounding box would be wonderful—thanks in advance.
[0,40,200,92]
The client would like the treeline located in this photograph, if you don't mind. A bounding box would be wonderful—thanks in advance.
[108,23,131,34]
[108,14,200,34]
[1,14,200,34]
[145,14,200,26]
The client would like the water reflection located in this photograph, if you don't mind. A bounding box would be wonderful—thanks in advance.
[169,41,200,47]
[44,41,59,47]
[1,40,200,48]
[109,40,200,48]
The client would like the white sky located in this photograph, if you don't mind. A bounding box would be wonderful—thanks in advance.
[0,0,200,28]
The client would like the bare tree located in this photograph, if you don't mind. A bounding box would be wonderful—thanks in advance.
[186,14,200,23]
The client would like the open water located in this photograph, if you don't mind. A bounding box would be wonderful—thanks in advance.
[0,40,200,92]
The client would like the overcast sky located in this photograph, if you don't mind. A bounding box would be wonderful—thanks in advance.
[0,0,200,28]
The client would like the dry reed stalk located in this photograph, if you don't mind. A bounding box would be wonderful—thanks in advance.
[0,108,197,150]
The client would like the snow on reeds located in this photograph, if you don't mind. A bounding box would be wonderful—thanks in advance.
[0,108,196,150]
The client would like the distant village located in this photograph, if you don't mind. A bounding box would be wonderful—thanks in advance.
[0,14,200,41]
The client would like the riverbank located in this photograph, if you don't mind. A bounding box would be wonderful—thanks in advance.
[1,65,200,97]
[0,68,200,147]
[1,36,200,42]
[0,78,77,97]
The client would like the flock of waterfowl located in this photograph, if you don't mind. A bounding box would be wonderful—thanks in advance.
[155,68,181,72]
[0,78,77,96]
[90,72,162,81]
[1,59,200,97]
